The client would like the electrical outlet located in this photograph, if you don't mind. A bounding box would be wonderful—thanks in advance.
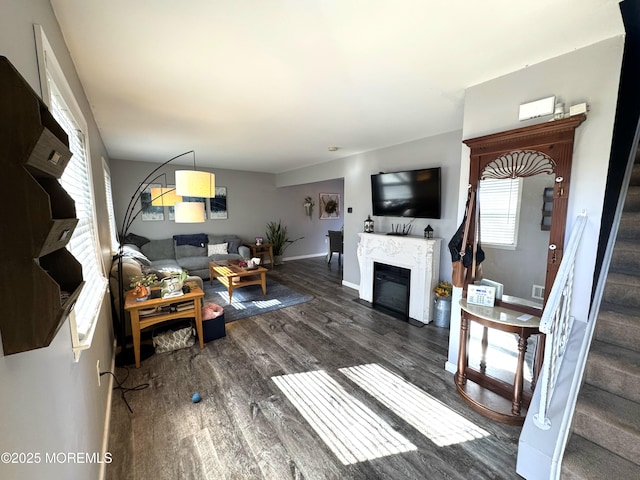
[96,360,101,387]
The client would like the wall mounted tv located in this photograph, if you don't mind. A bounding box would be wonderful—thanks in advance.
[371,167,441,219]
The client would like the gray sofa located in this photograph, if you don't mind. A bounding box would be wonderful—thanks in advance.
[109,234,250,323]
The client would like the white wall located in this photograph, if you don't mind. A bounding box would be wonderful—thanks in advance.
[109,159,344,260]
[447,36,624,371]
[0,1,114,479]
[110,159,278,241]
[272,179,345,258]
[277,130,464,288]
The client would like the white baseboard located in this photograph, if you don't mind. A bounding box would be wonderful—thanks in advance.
[342,280,359,291]
[445,361,457,374]
[98,339,117,480]
[283,252,327,262]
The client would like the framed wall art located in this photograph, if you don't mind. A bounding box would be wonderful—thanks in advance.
[319,193,340,219]
[209,186,228,219]
[140,183,164,221]
[167,184,176,221]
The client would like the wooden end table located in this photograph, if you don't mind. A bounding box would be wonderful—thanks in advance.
[245,243,274,268]
[124,285,205,368]
[209,260,268,302]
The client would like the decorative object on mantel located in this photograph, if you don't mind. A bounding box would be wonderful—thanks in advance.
[319,193,340,219]
[433,280,452,328]
[115,150,214,367]
[265,220,303,265]
[364,215,374,233]
[388,222,414,236]
[303,196,314,217]
[424,225,434,238]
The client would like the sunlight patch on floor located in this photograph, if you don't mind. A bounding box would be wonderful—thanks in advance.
[340,364,490,447]
[214,293,281,310]
[253,299,282,308]
[272,370,417,465]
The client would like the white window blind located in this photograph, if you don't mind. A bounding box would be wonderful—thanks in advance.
[103,159,119,253]
[479,177,522,248]
[49,81,107,341]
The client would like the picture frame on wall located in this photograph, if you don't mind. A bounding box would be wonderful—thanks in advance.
[140,183,164,221]
[209,186,228,219]
[319,193,340,219]
[167,184,176,221]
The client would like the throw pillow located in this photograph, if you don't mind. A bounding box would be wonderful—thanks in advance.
[226,238,242,254]
[122,245,151,266]
[208,243,228,256]
[122,233,150,248]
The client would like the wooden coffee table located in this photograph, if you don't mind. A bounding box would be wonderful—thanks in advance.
[209,260,268,302]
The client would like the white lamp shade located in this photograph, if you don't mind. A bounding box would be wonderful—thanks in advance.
[175,170,215,198]
[173,201,206,223]
[150,187,182,206]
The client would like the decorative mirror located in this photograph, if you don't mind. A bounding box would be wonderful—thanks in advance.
[463,114,586,313]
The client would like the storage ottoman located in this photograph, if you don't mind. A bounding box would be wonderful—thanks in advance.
[202,303,225,342]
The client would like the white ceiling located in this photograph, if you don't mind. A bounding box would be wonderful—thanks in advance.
[51,0,624,174]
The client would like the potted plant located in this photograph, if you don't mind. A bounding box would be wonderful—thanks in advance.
[129,272,158,301]
[265,220,303,265]
[161,270,188,297]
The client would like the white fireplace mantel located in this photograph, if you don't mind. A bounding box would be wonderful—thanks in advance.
[357,233,441,324]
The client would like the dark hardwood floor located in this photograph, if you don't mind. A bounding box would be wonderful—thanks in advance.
[105,257,523,480]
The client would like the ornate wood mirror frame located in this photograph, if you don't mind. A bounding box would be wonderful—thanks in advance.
[463,114,586,312]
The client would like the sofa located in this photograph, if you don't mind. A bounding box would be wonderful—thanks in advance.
[109,233,250,323]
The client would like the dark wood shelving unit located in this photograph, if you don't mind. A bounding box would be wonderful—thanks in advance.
[0,56,84,355]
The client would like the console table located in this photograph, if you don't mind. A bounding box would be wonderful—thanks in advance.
[124,285,205,367]
[455,299,542,425]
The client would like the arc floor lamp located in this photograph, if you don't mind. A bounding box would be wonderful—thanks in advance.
[115,150,214,366]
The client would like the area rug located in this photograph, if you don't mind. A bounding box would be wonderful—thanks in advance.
[203,278,312,323]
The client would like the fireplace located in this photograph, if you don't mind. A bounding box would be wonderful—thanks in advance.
[373,263,411,319]
[357,233,441,324]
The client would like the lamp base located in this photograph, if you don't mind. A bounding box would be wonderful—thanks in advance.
[115,345,155,368]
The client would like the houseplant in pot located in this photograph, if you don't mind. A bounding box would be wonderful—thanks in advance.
[129,272,158,301]
[265,220,303,265]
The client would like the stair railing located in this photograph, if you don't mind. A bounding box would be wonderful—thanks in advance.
[533,211,588,430]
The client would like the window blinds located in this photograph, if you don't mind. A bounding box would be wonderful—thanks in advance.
[479,177,522,247]
[50,86,107,340]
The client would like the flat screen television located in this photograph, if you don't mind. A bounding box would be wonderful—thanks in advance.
[371,167,441,219]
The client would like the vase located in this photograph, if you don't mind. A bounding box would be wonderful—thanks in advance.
[134,285,150,302]
[433,296,451,328]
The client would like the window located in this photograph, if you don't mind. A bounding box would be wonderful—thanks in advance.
[103,158,120,253]
[479,177,522,248]
[37,26,107,356]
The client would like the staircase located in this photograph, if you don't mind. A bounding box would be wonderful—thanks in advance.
[561,155,640,478]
